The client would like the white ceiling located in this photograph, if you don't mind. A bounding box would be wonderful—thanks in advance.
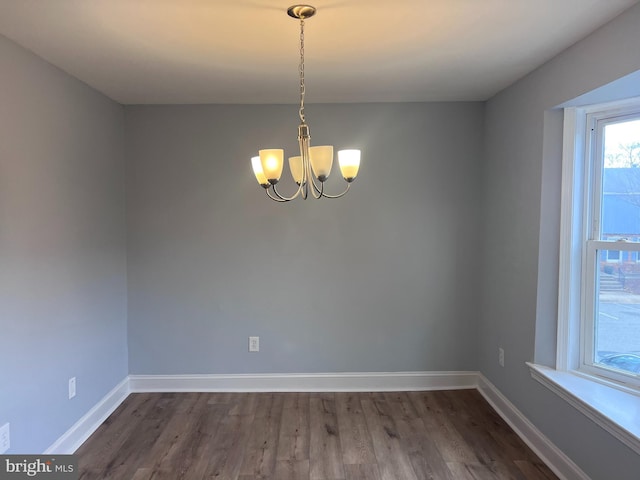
[0,0,637,105]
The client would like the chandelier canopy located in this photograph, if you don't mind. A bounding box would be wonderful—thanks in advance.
[250,5,361,202]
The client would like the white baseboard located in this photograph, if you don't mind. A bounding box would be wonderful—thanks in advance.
[44,377,130,455]
[477,374,589,480]
[128,371,479,393]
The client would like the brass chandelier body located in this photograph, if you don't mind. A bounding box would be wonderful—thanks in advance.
[250,5,361,201]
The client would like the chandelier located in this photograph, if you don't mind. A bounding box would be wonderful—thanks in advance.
[250,4,361,202]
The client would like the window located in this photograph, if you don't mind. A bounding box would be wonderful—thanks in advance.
[559,99,640,389]
[604,249,621,263]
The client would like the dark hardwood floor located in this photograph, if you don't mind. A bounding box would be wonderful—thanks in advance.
[76,389,558,480]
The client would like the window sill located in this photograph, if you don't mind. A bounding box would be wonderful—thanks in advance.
[527,363,640,454]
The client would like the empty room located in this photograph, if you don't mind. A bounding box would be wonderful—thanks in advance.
[1,1,640,479]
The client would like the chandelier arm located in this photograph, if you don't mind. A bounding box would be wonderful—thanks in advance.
[272,183,304,201]
[301,161,309,199]
[319,182,351,199]
[300,133,313,200]
[266,188,288,202]
[310,179,323,199]
[310,175,323,198]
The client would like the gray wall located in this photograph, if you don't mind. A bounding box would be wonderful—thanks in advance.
[0,36,128,453]
[125,102,483,374]
[479,3,640,479]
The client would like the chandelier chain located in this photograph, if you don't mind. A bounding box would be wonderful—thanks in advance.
[299,19,306,124]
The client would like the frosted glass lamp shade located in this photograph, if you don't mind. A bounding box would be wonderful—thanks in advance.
[338,149,361,182]
[289,156,303,185]
[309,145,333,182]
[259,149,284,184]
[251,156,269,187]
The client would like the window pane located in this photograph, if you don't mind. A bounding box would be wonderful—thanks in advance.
[595,251,640,375]
[606,249,621,262]
[602,119,640,240]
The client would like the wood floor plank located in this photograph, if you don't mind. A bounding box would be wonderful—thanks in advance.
[100,393,183,478]
[206,392,235,404]
[344,463,382,480]
[437,390,529,480]
[360,394,419,480]
[274,459,311,480]
[150,395,230,480]
[453,390,528,461]
[515,460,559,480]
[76,390,558,480]
[239,393,284,477]
[383,391,455,479]
[395,417,455,480]
[447,462,495,480]
[130,468,152,480]
[173,402,232,480]
[76,393,158,472]
[309,393,345,480]
[383,392,420,422]
[137,393,205,472]
[229,392,259,416]
[408,391,479,464]
[276,392,310,463]
[80,465,133,480]
[408,450,454,480]
[436,391,506,464]
[203,395,257,479]
[335,393,377,465]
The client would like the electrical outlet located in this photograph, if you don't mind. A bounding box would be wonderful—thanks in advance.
[498,347,505,367]
[0,423,10,454]
[249,336,259,352]
[69,377,76,399]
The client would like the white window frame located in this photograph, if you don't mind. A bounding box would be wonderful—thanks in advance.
[558,97,640,390]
